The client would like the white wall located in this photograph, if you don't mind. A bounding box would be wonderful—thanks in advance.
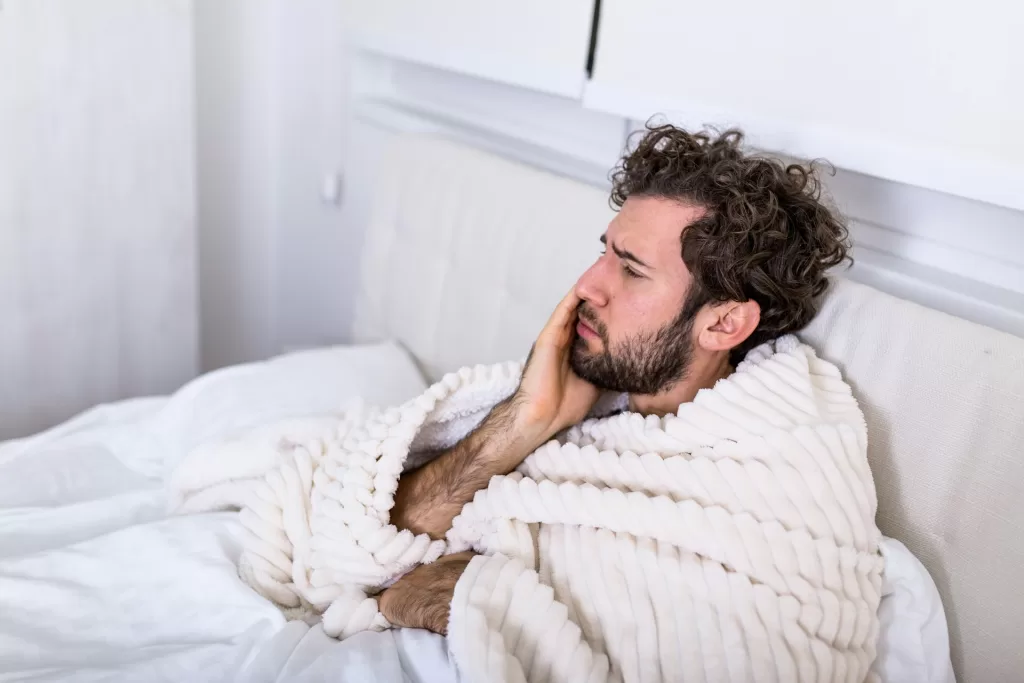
[0,0,198,439]
[349,0,595,98]
[194,0,278,370]
[270,0,352,355]
[588,0,1024,212]
[194,0,351,372]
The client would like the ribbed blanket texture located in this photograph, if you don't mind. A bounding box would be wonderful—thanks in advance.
[171,335,883,682]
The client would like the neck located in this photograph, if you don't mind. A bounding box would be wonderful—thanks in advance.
[628,351,734,417]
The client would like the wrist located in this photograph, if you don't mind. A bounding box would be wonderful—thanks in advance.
[493,396,551,458]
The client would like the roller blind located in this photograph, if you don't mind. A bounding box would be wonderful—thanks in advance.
[586,0,1024,210]
[350,1,596,99]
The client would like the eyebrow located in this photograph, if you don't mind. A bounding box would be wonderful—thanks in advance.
[600,234,653,270]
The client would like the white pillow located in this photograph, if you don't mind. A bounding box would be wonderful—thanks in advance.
[873,537,956,683]
[148,341,429,478]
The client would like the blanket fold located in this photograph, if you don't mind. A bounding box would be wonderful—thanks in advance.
[171,335,883,682]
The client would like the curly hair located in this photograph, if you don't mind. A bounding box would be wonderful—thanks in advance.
[610,123,851,360]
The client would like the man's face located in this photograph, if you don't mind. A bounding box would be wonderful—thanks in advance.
[571,195,705,395]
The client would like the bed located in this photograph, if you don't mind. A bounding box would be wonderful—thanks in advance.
[2,133,1022,682]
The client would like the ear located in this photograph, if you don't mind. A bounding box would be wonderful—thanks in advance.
[696,300,761,354]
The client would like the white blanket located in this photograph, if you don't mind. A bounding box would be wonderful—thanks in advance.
[0,342,457,683]
[172,336,884,682]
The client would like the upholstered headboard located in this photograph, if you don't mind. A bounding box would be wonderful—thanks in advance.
[351,133,1024,682]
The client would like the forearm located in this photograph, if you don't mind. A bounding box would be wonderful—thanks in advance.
[391,398,542,539]
[392,288,598,539]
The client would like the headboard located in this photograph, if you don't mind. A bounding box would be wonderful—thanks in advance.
[351,133,1024,681]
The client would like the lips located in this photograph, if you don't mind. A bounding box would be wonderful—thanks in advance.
[576,319,599,340]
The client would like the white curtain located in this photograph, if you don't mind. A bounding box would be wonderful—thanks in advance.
[0,0,198,439]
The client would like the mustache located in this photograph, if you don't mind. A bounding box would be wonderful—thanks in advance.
[576,303,608,340]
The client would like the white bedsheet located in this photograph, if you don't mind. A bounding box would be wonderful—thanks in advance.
[0,446,455,683]
[0,343,456,683]
[0,342,952,682]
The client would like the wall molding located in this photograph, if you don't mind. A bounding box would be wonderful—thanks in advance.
[352,53,626,187]
[354,98,616,190]
[848,246,1024,337]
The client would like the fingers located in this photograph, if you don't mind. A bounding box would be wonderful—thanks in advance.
[537,288,581,349]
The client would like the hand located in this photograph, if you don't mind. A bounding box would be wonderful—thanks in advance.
[512,289,600,445]
[377,552,475,635]
[389,291,599,541]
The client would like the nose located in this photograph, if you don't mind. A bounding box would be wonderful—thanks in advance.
[575,258,610,308]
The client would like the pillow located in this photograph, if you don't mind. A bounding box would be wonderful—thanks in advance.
[148,341,429,478]
[873,537,956,683]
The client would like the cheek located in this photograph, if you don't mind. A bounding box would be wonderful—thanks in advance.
[608,292,662,339]
[609,287,684,339]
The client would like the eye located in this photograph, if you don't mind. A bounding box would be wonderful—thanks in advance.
[623,264,643,279]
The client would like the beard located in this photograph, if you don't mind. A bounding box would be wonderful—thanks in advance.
[570,297,698,396]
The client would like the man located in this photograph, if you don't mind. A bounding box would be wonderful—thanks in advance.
[380,124,850,635]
